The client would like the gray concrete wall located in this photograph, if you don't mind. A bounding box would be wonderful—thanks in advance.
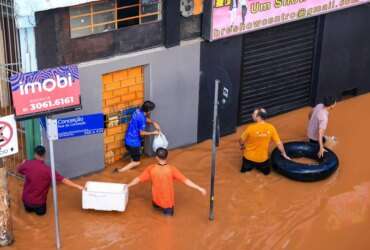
[45,39,201,178]
[42,59,105,178]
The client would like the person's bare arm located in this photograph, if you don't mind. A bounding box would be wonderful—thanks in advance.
[272,127,291,160]
[17,160,27,175]
[240,130,249,150]
[140,130,159,137]
[146,118,160,130]
[127,177,141,188]
[184,179,207,196]
[62,179,84,191]
[276,142,291,160]
[318,128,327,158]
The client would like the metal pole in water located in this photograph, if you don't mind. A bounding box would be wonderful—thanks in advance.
[209,79,219,221]
[47,117,61,249]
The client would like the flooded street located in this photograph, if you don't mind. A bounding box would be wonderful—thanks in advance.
[5,94,370,250]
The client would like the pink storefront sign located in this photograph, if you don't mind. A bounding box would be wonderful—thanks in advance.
[206,0,370,41]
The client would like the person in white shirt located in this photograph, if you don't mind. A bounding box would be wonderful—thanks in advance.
[229,0,239,26]
[240,0,247,24]
[307,96,336,158]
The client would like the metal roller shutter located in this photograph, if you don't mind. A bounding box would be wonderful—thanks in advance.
[238,18,317,125]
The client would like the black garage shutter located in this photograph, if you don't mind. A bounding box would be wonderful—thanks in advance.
[238,18,317,124]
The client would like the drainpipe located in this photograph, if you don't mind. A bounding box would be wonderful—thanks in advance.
[16,15,41,159]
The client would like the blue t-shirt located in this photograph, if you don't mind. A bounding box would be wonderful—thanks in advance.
[125,109,147,147]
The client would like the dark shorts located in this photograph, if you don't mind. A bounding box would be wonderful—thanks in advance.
[24,203,47,216]
[241,158,271,175]
[125,145,141,162]
[152,202,174,216]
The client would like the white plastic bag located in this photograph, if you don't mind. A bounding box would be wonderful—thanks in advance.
[153,132,169,153]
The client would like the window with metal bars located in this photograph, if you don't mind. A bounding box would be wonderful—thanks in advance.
[0,0,27,168]
[0,0,21,110]
[70,0,162,39]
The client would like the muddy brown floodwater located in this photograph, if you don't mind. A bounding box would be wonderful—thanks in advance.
[4,94,370,250]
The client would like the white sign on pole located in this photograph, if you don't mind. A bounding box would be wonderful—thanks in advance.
[46,118,58,141]
[0,115,19,158]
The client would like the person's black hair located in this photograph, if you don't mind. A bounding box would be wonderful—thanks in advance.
[34,145,46,157]
[323,96,336,107]
[141,101,156,113]
[256,108,268,120]
[156,147,168,160]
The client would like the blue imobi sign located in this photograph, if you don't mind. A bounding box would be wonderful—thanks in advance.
[56,113,104,140]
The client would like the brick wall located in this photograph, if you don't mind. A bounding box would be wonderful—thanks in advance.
[102,66,144,164]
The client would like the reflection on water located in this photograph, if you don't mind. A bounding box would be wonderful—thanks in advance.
[326,182,370,231]
[5,94,370,250]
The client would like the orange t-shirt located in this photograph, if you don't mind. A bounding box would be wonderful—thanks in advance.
[240,122,281,163]
[139,164,188,208]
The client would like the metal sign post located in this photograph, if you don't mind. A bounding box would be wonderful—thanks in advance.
[44,113,105,249]
[209,79,220,221]
[46,118,61,249]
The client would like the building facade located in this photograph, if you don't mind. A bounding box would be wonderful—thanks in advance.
[15,0,370,178]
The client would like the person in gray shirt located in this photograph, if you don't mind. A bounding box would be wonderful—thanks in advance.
[307,96,336,158]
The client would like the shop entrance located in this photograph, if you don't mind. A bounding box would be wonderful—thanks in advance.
[102,66,144,165]
[238,18,318,124]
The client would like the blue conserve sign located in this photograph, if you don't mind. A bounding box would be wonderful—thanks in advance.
[56,113,104,140]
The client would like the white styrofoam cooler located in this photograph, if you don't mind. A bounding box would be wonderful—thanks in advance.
[82,181,128,212]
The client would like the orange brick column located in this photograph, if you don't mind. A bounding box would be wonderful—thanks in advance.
[102,66,144,165]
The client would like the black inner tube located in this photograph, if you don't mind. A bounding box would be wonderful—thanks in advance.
[271,142,339,182]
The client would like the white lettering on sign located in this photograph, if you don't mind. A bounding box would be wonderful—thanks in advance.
[19,73,73,96]
[57,117,85,126]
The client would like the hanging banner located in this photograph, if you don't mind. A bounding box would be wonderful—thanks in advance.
[10,65,81,120]
[204,0,370,41]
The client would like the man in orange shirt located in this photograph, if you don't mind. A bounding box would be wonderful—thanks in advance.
[127,148,206,216]
[239,108,290,175]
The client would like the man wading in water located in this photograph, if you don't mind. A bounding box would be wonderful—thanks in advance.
[128,148,206,216]
[307,96,336,158]
[17,146,84,216]
[114,101,160,173]
[239,108,290,175]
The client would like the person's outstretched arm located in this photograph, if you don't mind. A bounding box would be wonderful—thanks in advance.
[17,160,27,175]
[62,179,84,191]
[128,167,151,188]
[172,167,206,195]
[239,138,246,150]
[146,118,160,131]
[140,130,159,137]
[318,128,327,158]
[272,127,291,160]
[240,127,249,150]
[276,142,291,160]
[184,179,207,196]
[127,177,141,188]
[317,112,328,158]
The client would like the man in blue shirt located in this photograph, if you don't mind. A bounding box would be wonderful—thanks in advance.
[115,101,160,173]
